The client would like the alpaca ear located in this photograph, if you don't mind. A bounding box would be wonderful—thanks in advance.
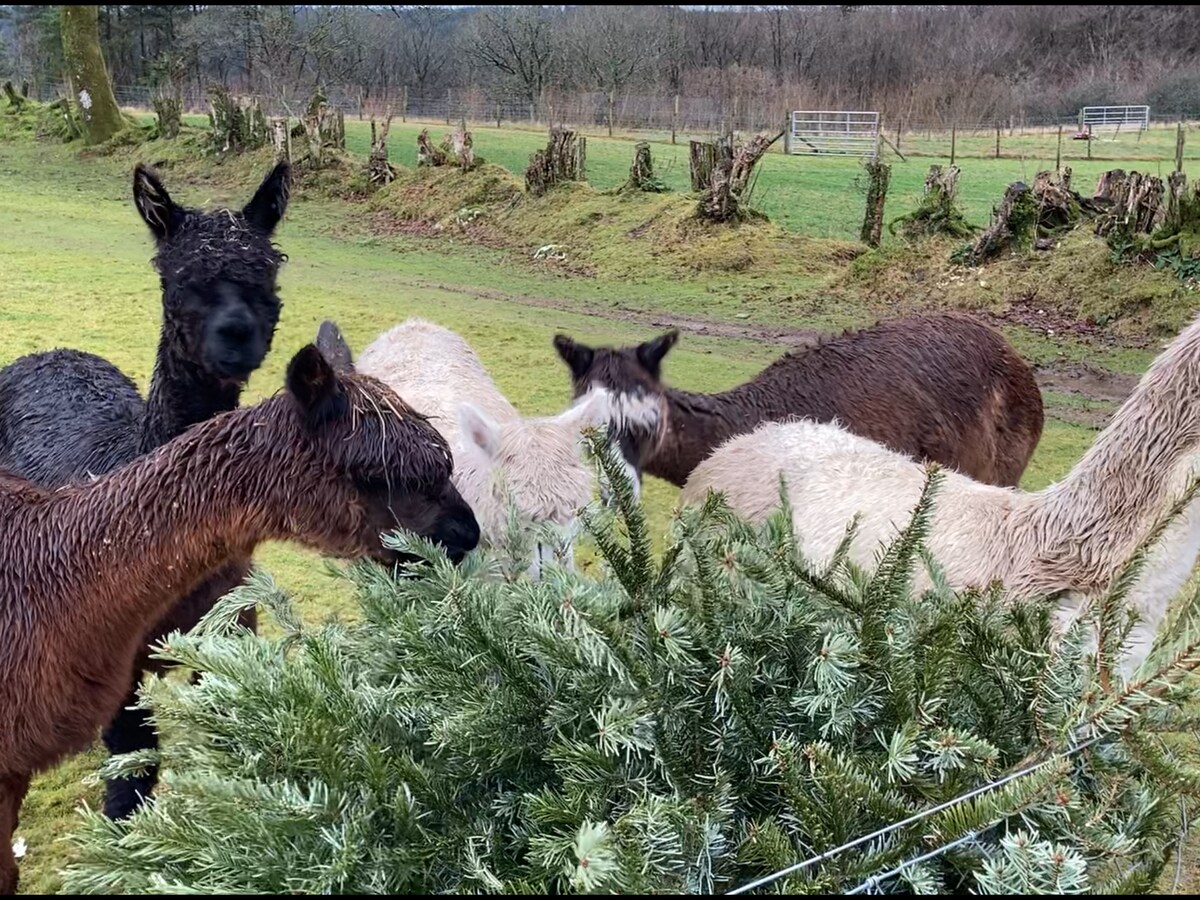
[242,161,291,235]
[559,387,611,432]
[635,329,679,377]
[458,402,502,460]
[553,334,594,382]
[316,319,355,374]
[286,344,345,428]
[132,164,184,243]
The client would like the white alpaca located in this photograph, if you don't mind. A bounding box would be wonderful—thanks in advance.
[682,312,1200,678]
[351,319,643,576]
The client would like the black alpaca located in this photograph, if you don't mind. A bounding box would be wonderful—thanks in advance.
[0,161,291,819]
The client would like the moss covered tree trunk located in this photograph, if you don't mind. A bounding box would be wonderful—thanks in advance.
[3,81,25,110]
[59,5,124,145]
[966,181,1036,265]
[859,160,891,247]
[524,128,586,196]
[152,95,181,140]
[367,113,397,187]
[696,131,781,223]
[888,164,975,240]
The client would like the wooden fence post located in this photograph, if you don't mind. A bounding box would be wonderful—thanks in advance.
[1055,124,1063,174]
[995,123,1000,158]
[401,85,408,123]
[950,123,956,165]
[1176,121,1185,173]
[672,94,679,145]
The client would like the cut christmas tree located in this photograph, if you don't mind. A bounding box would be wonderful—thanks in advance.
[63,434,1200,894]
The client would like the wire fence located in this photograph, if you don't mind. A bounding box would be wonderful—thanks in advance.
[727,734,1107,895]
[19,80,1200,163]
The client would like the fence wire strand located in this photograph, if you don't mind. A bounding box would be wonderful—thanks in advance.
[725,734,1105,895]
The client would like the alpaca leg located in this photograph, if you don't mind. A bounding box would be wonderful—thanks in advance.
[100,685,159,821]
[0,774,31,895]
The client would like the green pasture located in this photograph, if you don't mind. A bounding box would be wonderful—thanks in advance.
[167,112,1199,241]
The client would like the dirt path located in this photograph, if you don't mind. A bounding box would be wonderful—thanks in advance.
[410,278,1141,410]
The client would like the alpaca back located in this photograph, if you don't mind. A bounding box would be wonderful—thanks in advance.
[683,413,1200,675]
[681,419,1023,591]
[725,315,1044,488]
[0,350,144,488]
[357,319,517,447]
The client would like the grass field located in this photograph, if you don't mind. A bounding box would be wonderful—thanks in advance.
[166,113,1200,242]
[1,110,1196,891]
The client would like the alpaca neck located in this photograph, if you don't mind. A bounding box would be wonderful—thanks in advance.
[651,382,779,487]
[1031,319,1200,595]
[36,400,295,646]
[140,328,243,453]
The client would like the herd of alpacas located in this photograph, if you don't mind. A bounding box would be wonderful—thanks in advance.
[1,160,1198,892]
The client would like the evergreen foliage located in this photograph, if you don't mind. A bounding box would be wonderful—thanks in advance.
[62,433,1200,894]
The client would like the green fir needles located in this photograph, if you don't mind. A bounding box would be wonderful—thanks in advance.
[64,434,1200,894]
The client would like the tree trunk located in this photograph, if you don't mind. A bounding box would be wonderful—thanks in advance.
[59,5,124,145]
[367,112,397,187]
[1165,171,1189,233]
[152,94,181,140]
[524,128,586,196]
[1093,170,1165,237]
[625,142,662,192]
[270,117,291,163]
[447,124,475,171]
[966,181,1037,265]
[1093,169,1129,211]
[417,128,447,167]
[860,160,891,247]
[298,92,345,168]
[207,86,267,155]
[925,163,960,204]
[888,164,975,240]
[689,140,718,192]
[696,131,780,223]
[3,81,24,109]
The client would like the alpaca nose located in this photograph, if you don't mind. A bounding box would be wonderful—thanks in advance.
[437,511,480,563]
[217,316,254,344]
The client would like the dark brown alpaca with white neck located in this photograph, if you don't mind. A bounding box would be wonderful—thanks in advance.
[0,343,480,895]
[554,314,1045,489]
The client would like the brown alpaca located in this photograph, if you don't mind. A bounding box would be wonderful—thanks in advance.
[0,343,479,895]
[554,314,1045,488]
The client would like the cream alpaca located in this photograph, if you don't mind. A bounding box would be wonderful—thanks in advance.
[331,319,641,575]
[683,313,1200,676]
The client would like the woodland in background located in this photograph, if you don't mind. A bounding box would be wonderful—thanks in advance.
[1,5,1199,130]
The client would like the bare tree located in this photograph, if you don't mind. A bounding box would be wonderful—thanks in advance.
[468,6,557,108]
[686,5,763,71]
[7,5,1200,132]
[388,6,453,97]
[568,7,659,98]
[655,5,688,94]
